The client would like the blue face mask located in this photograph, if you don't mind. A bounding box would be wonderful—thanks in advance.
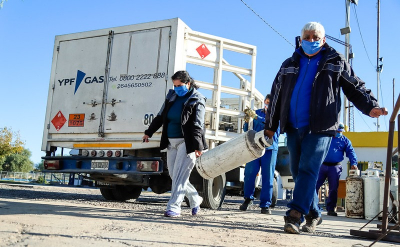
[174,85,189,96]
[335,132,342,138]
[301,40,322,55]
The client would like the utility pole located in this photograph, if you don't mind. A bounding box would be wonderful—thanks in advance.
[342,0,352,131]
[394,78,396,109]
[376,0,381,131]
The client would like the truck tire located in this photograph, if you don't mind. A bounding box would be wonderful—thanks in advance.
[149,174,171,194]
[199,174,226,209]
[100,188,115,200]
[112,185,142,201]
[270,177,278,208]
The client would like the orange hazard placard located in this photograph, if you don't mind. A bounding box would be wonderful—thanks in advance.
[68,114,85,127]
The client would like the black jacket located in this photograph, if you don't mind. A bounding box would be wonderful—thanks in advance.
[266,43,379,136]
[144,88,208,154]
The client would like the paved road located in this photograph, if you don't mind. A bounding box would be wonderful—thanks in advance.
[0,183,396,247]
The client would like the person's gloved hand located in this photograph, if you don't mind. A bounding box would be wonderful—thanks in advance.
[244,115,251,122]
[244,107,257,120]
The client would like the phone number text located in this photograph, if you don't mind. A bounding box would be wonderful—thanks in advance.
[116,82,152,89]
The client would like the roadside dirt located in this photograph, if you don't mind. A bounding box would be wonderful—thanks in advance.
[0,184,396,247]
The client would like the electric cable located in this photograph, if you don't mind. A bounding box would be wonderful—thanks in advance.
[355,109,374,131]
[240,0,379,132]
[379,76,388,131]
[240,0,295,48]
[353,4,376,69]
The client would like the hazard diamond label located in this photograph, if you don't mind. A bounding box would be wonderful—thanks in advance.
[196,44,211,59]
[51,111,67,131]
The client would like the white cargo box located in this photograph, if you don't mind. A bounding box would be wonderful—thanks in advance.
[42,18,263,152]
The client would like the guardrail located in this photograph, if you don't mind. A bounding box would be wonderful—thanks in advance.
[0,171,74,185]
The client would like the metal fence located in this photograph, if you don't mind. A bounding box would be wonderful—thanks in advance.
[0,171,72,185]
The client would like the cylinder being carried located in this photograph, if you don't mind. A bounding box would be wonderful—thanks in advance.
[196,130,272,179]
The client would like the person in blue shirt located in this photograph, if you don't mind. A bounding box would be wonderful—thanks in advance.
[316,123,357,216]
[264,22,387,234]
[239,94,280,214]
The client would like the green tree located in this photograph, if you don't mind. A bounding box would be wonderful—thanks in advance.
[0,0,7,9]
[1,148,34,172]
[34,160,44,172]
[0,127,25,161]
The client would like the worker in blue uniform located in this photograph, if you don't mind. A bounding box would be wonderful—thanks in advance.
[315,123,357,216]
[239,94,280,214]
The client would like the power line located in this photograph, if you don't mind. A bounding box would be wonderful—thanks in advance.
[355,109,374,131]
[353,4,376,69]
[240,0,295,48]
[379,76,388,131]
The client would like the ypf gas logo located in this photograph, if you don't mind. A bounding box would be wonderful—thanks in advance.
[58,70,104,94]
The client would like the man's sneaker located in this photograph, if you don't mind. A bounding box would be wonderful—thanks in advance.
[327,211,338,216]
[261,207,271,214]
[302,214,323,233]
[239,198,253,211]
[283,210,301,234]
[164,210,180,217]
[192,206,200,216]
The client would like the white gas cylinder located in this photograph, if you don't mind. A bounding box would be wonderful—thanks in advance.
[380,171,398,217]
[379,173,390,217]
[390,173,398,207]
[364,169,380,220]
[196,130,271,179]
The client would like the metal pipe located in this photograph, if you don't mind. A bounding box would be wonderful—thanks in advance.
[398,116,400,231]
[381,94,400,233]
[343,0,351,130]
[377,0,381,132]
[382,120,394,234]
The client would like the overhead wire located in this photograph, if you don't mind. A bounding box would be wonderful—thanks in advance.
[239,0,295,48]
[379,76,388,131]
[352,4,385,131]
[355,110,374,131]
[240,0,381,132]
[353,4,376,69]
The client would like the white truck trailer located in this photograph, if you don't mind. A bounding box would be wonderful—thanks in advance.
[42,18,281,209]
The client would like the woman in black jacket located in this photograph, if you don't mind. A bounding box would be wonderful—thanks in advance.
[143,70,208,217]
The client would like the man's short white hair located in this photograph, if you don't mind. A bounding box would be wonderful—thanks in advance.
[301,22,325,38]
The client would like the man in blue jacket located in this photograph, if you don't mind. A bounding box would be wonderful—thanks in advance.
[240,94,280,214]
[264,22,388,234]
[316,123,357,217]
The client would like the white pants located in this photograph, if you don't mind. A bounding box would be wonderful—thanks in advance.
[166,138,202,213]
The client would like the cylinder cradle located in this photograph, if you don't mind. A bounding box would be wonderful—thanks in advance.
[196,130,271,179]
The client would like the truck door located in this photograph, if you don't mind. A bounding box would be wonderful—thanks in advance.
[48,35,109,134]
[47,27,171,137]
[102,27,171,135]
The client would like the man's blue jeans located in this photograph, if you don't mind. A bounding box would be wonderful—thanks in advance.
[286,126,331,220]
[243,149,278,208]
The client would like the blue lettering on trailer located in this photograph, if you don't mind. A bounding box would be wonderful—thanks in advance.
[56,70,105,94]
[75,70,86,94]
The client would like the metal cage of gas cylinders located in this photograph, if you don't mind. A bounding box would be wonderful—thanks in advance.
[350,94,400,244]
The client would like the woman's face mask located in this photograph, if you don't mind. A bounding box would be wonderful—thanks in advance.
[174,84,189,96]
[335,132,342,138]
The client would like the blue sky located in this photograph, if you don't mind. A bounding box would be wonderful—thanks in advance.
[1,0,399,165]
